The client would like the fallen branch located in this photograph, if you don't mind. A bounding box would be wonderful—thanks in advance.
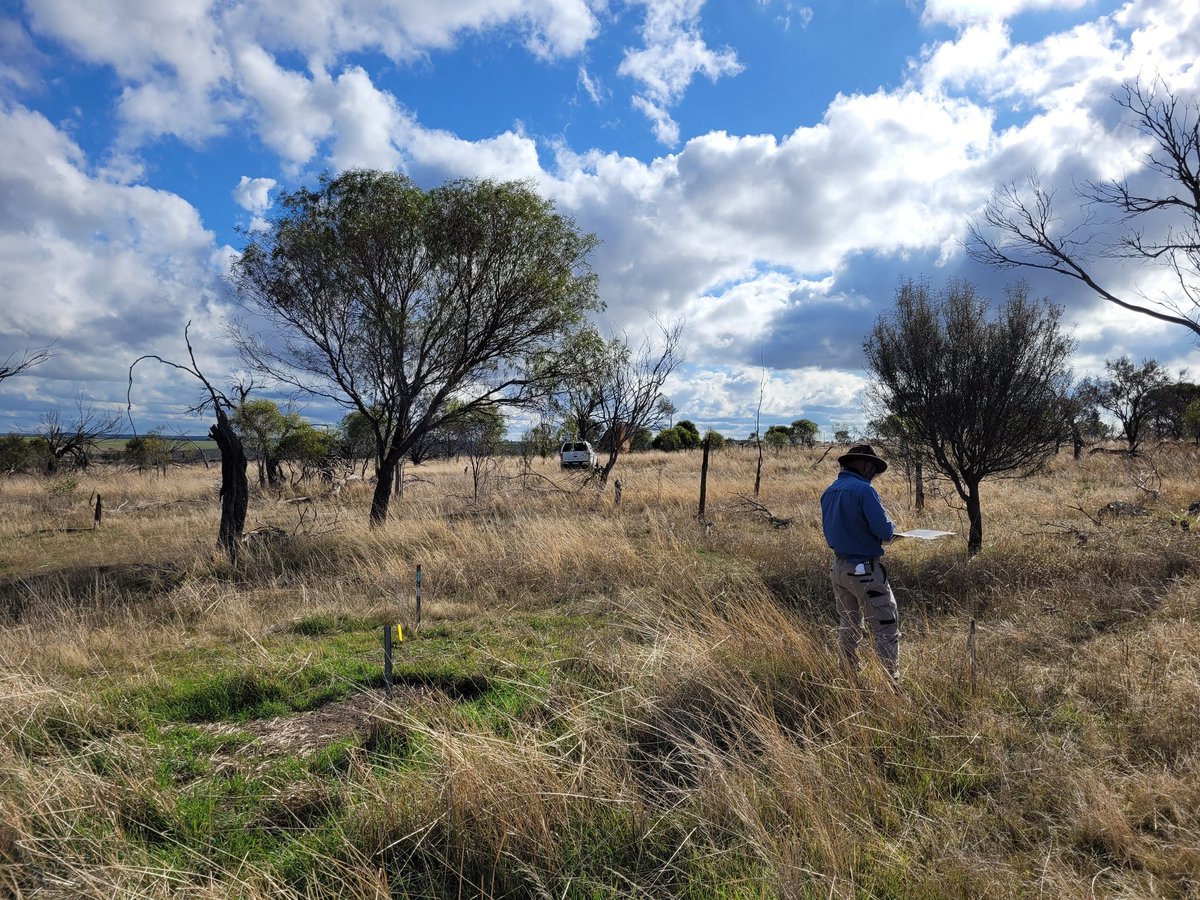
[809,444,836,470]
[737,494,793,528]
[1026,521,1091,544]
[1065,503,1105,527]
[496,470,575,493]
[133,498,210,511]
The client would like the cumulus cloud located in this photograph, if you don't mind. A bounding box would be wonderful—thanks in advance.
[26,0,238,144]
[225,0,599,65]
[921,0,1090,26]
[232,175,276,214]
[0,105,230,427]
[668,364,868,435]
[5,0,1200,435]
[618,0,744,146]
[546,86,996,336]
[23,0,602,154]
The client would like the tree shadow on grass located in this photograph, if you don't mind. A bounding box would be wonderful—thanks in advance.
[0,562,188,623]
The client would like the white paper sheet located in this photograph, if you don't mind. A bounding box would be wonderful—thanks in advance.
[894,529,955,540]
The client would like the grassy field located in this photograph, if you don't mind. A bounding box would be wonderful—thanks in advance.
[1,447,1198,898]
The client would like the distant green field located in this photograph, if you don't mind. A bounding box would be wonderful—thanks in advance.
[94,437,219,452]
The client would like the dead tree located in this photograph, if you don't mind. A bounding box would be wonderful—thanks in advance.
[129,324,249,560]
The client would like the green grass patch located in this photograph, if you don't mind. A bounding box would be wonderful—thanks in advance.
[290,613,374,636]
[149,724,255,785]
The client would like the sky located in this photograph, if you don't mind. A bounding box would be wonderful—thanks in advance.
[1,0,1199,441]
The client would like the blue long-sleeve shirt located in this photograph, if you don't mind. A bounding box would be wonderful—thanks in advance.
[820,470,895,562]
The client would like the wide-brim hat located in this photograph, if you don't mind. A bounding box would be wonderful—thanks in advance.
[838,444,888,474]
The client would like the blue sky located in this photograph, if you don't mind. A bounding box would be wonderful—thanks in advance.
[1,0,1198,441]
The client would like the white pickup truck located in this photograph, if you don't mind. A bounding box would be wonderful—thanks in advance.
[559,440,597,469]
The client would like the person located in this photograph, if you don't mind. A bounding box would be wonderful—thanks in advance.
[820,444,901,682]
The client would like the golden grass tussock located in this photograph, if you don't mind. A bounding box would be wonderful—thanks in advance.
[1,444,1199,896]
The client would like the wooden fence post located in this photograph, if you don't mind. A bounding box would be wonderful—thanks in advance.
[698,435,711,521]
[93,493,102,529]
[613,479,622,507]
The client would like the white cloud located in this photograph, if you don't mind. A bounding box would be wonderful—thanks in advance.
[619,0,744,146]
[232,176,276,214]
[233,43,334,168]
[0,105,229,423]
[763,2,814,31]
[1114,0,1200,92]
[26,0,237,144]
[667,364,868,429]
[918,17,1129,118]
[578,65,605,105]
[6,0,817,184]
[7,0,1200,433]
[0,19,48,94]
[225,0,600,65]
[22,0,603,158]
[545,86,996,338]
[921,0,1090,26]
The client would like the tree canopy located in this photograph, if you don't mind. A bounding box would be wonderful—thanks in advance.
[1084,357,1173,454]
[234,169,601,524]
[865,279,1074,555]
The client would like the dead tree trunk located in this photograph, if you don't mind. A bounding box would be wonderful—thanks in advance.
[211,414,249,560]
[128,322,249,561]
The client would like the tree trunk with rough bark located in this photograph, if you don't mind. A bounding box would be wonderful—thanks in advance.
[966,480,983,556]
[211,418,249,560]
[370,445,404,526]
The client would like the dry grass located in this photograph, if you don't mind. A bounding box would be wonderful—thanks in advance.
[1,445,1199,897]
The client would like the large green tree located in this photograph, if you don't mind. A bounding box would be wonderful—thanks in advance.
[764,424,792,456]
[865,280,1074,555]
[789,418,819,448]
[234,170,600,525]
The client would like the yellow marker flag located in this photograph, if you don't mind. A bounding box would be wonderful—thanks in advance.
[392,623,403,643]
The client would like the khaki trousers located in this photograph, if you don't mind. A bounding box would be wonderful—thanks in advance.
[830,556,899,680]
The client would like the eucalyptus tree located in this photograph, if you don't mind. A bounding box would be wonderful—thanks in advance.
[234,170,600,525]
[548,326,608,443]
[232,398,306,488]
[789,418,818,448]
[865,280,1074,555]
[1085,356,1172,454]
[35,395,122,472]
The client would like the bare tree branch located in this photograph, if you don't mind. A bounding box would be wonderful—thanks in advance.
[0,344,55,382]
[968,80,1200,340]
